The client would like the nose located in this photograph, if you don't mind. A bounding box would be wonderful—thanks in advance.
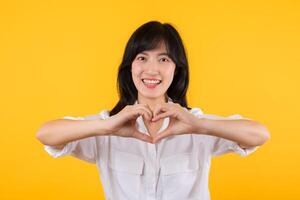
[144,59,160,73]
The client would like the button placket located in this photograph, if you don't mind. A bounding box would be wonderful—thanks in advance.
[146,142,159,200]
[138,115,161,199]
[137,112,170,200]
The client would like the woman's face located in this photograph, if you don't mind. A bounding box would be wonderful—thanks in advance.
[131,42,176,101]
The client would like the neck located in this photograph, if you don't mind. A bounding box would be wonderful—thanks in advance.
[137,94,168,111]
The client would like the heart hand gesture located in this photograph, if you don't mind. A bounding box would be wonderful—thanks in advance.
[103,102,200,144]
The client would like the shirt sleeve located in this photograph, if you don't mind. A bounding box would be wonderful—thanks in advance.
[190,108,259,157]
[44,114,101,164]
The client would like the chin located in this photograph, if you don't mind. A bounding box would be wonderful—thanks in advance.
[140,91,166,99]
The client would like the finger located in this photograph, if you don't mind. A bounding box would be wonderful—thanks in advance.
[133,131,154,143]
[152,111,173,122]
[136,106,152,121]
[153,129,172,143]
[143,104,154,119]
[152,104,161,119]
[127,109,144,120]
[135,103,152,117]
[140,109,152,121]
[131,108,151,121]
[152,104,168,119]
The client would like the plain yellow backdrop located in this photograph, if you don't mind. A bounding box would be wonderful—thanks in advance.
[1,0,299,199]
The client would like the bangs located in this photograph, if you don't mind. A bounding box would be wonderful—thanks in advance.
[132,28,172,58]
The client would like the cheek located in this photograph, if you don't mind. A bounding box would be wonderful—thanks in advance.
[131,63,143,85]
[131,63,141,76]
[163,65,176,81]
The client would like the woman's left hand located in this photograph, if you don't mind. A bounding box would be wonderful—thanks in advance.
[151,102,201,143]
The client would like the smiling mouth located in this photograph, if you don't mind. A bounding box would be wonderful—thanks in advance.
[141,79,162,84]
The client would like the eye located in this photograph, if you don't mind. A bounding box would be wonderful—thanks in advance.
[160,57,169,62]
[137,56,146,61]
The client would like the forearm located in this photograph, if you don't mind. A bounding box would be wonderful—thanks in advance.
[36,118,110,146]
[193,118,270,147]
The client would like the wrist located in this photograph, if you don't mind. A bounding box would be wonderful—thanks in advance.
[192,117,209,135]
[94,119,112,136]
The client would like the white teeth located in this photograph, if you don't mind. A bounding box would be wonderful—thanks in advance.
[142,79,161,84]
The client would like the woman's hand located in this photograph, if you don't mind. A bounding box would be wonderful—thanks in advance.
[151,102,200,143]
[103,104,154,143]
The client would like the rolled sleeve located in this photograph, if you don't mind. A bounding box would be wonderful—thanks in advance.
[209,136,259,157]
[190,108,259,157]
[44,141,74,158]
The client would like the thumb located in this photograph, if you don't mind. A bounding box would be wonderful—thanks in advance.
[132,130,154,144]
[153,128,172,143]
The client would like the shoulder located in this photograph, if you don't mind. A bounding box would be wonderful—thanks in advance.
[188,107,204,117]
[189,107,204,114]
[98,109,110,119]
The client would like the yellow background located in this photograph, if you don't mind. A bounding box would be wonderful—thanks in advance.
[1,0,299,199]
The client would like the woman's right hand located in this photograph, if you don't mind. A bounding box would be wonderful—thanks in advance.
[103,104,154,143]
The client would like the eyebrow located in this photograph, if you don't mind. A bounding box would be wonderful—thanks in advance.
[139,52,170,57]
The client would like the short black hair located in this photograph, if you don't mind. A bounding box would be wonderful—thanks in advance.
[109,20,191,116]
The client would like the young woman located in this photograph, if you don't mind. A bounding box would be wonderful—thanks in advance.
[36,21,270,200]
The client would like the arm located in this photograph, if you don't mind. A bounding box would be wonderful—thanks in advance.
[36,118,110,147]
[193,118,270,148]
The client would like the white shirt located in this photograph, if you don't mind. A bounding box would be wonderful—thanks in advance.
[44,97,259,200]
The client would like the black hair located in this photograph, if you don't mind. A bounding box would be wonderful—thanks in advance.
[109,20,191,116]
